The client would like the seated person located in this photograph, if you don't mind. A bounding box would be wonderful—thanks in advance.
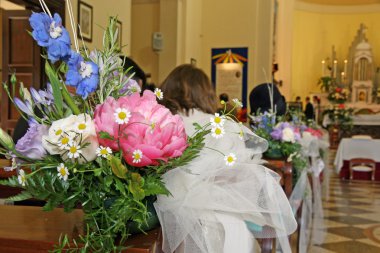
[156,64,296,253]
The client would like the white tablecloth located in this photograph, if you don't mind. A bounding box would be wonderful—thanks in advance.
[334,138,380,173]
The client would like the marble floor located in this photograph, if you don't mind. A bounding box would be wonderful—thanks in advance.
[308,152,380,253]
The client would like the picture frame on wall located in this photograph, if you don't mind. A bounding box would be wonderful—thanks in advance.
[78,1,93,42]
[116,20,122,48]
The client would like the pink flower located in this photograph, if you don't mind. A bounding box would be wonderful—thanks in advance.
[304,128,323,139]
[94,90,188,167]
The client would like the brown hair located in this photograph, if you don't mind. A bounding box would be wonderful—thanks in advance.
[160,64,218,115]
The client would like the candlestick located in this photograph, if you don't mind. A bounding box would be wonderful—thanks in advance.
[322,60,325,76]
[344,60,348,77]
[341,72,345,83]
[333,60,338,78]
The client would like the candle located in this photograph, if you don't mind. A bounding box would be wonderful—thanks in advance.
[333,60,338,78]
[344,60,348,77]
[322,60,325,76]
[341,72,345,82]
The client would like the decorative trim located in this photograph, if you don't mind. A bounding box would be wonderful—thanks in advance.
[295,2,380,13]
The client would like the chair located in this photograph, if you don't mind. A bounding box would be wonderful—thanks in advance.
[349,158,376,181]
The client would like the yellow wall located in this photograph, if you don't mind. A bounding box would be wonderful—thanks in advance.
[200,0,257,93]
[131,1,159,84]
[66,0,131,56]
[292,10,380,101]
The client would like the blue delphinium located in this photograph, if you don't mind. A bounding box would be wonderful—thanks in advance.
[29,12,71,63]
[66,52,99,99]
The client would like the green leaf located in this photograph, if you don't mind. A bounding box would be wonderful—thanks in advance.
[109,155,128,179]
[7,191,32,202]
[104,175,113,187]
[99,131,115,140]
[114,178,126,196]
[45,61,64,117]
[128,172,145,200]
[144,177,170,196]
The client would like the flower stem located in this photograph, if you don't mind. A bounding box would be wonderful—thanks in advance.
[61,83,81,115]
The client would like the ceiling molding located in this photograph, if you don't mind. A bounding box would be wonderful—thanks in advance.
[295,2,380,13]
[132,0,159,4]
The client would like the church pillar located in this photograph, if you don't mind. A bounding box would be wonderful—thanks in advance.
[276,0,295,100]
[252,0,275,87]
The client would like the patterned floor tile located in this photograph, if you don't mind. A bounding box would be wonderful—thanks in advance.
[308,245,336,253]
[318,240,380,253]
[326,216,378,225]
[352,213,380,222]
[313,232,351,244]
[356,238,380,247]
[326,206,373,214]
[326,226,367,240]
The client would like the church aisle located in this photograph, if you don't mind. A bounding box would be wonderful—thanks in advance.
[308,159,380,252]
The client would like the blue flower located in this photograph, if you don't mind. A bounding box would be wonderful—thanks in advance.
[29,12,71,63]
[66,52,99,99]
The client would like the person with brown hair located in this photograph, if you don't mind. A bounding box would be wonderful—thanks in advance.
[155,64,296,253]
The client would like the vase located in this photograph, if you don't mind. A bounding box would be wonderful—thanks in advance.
[264,147,284,159]
[103,195,160,235]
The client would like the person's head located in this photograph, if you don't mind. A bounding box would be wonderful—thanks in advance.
[249,83,286,116]
[295,96,301,102]
[306,96,310,102]
[160,64,218,115]
[219,93,229,103]
[313,95,319,104]
[120,56,147,88]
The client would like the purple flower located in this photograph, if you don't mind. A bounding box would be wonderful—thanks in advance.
[15,122,49,160]
[120,78,141,94]
[29,13,71,63]
[14,98,34,116]
[66,52,99,99]
[270,128,283,140]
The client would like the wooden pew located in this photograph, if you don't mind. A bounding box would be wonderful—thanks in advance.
[0,205,163,253]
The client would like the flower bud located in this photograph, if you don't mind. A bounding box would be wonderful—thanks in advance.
[0,128,15,150]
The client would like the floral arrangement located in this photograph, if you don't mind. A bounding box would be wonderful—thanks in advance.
[0,8,221,252]
[251,113,307,172]
[327,87,349,104]
[323,104,353,131]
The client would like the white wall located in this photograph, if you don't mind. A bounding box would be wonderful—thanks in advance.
[65,0,132,55]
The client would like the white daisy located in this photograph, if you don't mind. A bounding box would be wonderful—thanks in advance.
[132,149,143,164]
[67,142,82,159]
[18,169,27,186]
[114,108,131,125]
[58,136,71,150]
[224,153,237,166]
[154,88,163,100]
[96,146,112,158]
[57,163,69,181]
[211,126,225,139]
[232,98,243,107]
[210,113,225,127]
[54,128,64,137]
[75,122,88,133]
[128,82,142,94]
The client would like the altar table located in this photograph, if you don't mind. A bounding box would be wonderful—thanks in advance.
[0,205,163,253]
[334,138,380,180]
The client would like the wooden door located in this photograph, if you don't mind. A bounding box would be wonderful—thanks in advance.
[1,10,41,135]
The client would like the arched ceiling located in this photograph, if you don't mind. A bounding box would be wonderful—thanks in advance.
[299,0,380,5]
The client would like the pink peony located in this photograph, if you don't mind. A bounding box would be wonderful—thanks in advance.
[94,90,188,167]
[304,128,323,139]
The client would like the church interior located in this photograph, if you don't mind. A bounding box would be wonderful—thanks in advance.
[1,0,380,252]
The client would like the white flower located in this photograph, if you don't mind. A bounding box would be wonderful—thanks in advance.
[132,149,143,163]
[58,135,72,150]
[75,121,88,133]
[114,108,131,125]
[282,127,296,143]
[154,88,163,100]
[96,146,112,158]
[79,61,93,78]
[43,114,99,164]
[232,98,243,107]
[210,113,225,127]
[67,142,82,159]
[128,82,141,94]
[49,21,63,39]
[224,153,237,166]
[18,169,26,186]
[57,163,69,181]
[211,126,225,139]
